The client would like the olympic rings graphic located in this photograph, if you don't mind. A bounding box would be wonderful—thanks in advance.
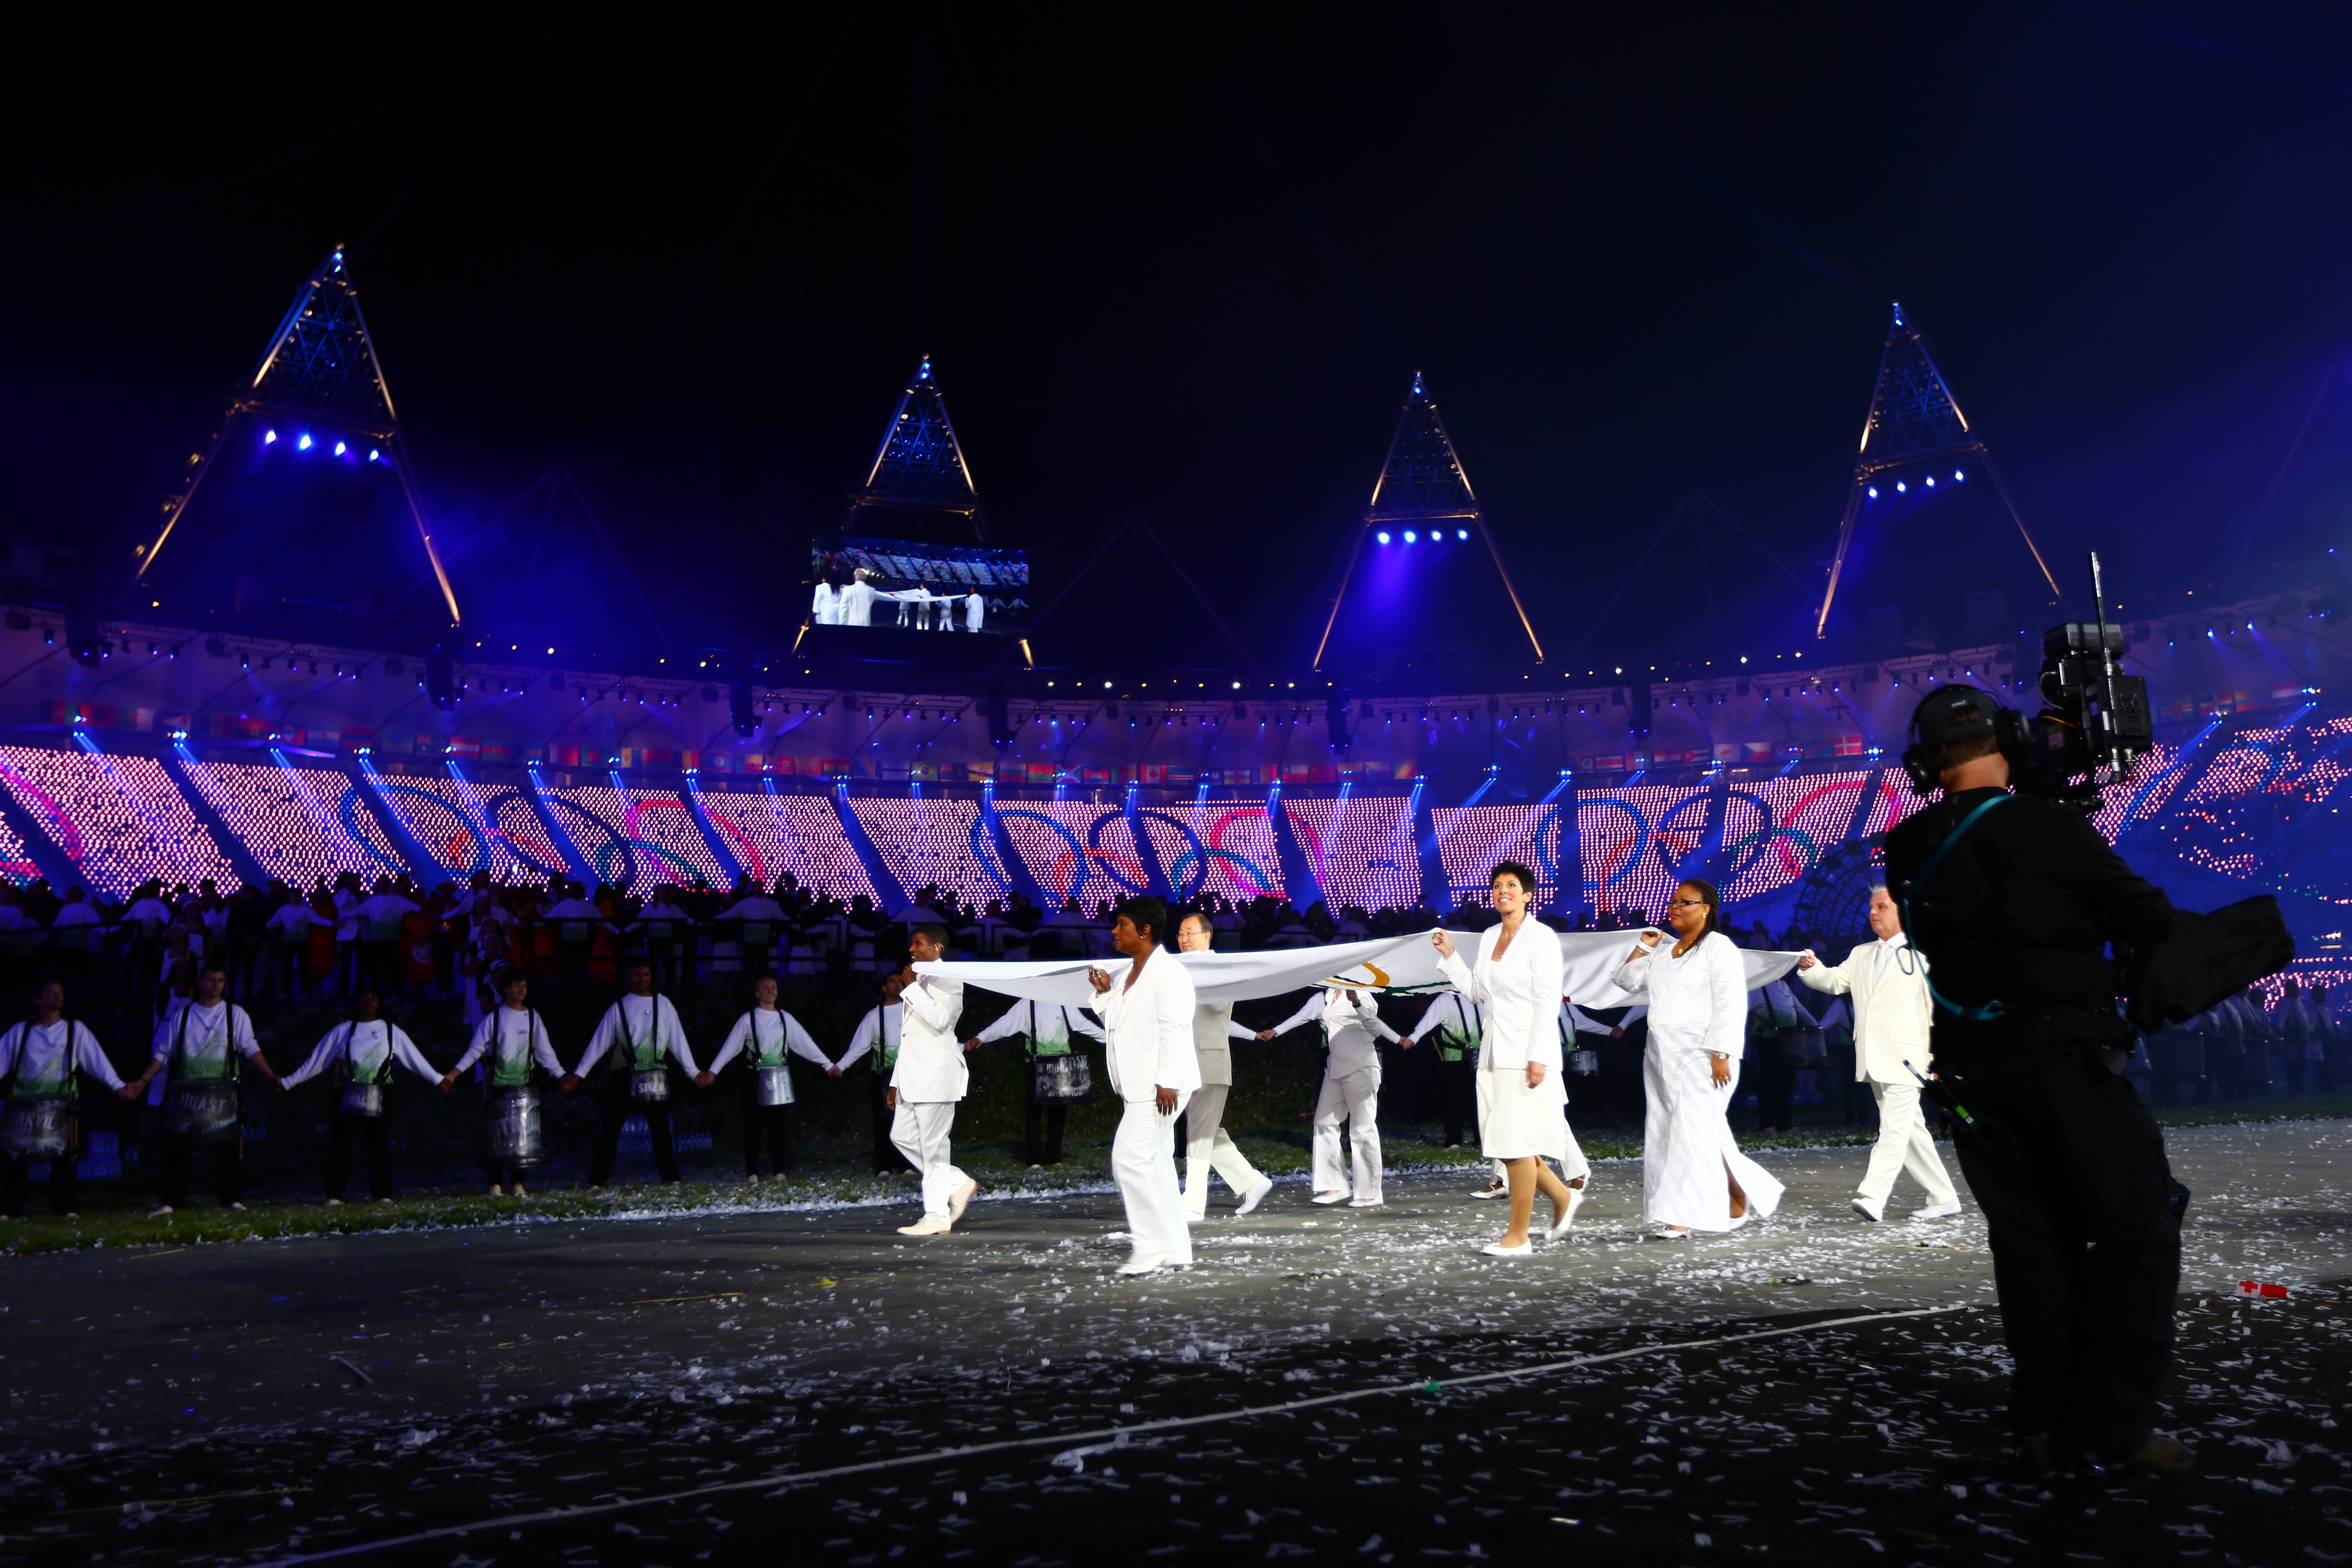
[973,808,1093,904]
[363,780,494,878]
[1576,796,1648,889]
[1165,846,1277,897]
[334,785,416,876]
[1125,808,1214,899]
[595,836,702,888]
[1081,812,1157,897]
[1527,802,1567,886]
[0,764,86,866]
[481,789,572,880]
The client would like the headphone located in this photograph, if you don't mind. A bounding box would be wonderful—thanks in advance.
[1900,685,2032,794]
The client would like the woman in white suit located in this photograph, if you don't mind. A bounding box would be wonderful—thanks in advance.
[1615,878,1785,1238]
[1087,895,1203,1276]
[1433,860,1588,1257]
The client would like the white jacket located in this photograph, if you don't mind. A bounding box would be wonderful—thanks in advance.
[888,976,968,1102]
[1437,920,1566,1074]
[1797,934,1933,1084]
[1095,948,1203,1103]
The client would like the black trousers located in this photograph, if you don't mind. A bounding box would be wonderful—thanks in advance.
[1024,1061,1069,1166]
[1749,1034,1794,1132]
[1,1150,76,1216]
[1436,1052,1476,1146]
[325,1113,394,1200]
[745,1099,795,1175]
[588,1075,679,1185]
[869,1069,912,1173]
[1940,1048,2180,1458]
[162,1139,244,1207]
[483,1161,535,1189]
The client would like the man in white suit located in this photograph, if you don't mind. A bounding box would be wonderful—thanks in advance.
[1796,885,1961,1223]
[1174,910,1273,1221]
[888,924,975,1236]
[1263,983,1400,1208]
[1087,896,1202,1275]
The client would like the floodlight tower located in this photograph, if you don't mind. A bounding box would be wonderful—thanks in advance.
[847,355,988,539]
[133,247,461,626]
[1312,372,1544,671]
[1813,303,2061,637]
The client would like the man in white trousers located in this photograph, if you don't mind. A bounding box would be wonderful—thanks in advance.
[1087,896,1201,1274]
[888,924,975,1236]
[1796,884,1961,1223]
[1263,983,1400,1207]
[1174,910,1273,1220]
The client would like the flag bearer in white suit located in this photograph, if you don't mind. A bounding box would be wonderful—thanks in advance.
[890,924,975,1236]
[1174,910,1273,1220]
[1263,979,1401,1208]
[1432,861,1589,1256]
[1796,884,1960,1223]
[1087,896,1201,1274]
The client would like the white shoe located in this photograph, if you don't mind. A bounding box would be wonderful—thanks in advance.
[1851,1196,1885,1223]
[486,1184,503,1198]
[1471,1182,1508,1200]
[229,1202,247,1212]
[1117,1254,1170,1276]
[1235,1176,1274,1216]
[897,1216,952,1237]
[948,1178,979,1225]
[148,1205,173,1218]
[1726,1214,1751,1230]
[1311,1190,1350,1206]
[378,1197,394,1206]
[511,1183,527,1197]
[325,1198,342,1207]
[1480,1240,1532,1258]
[1348,1197,1384,1209]
[1653,1227,1691,1241]
[746,1174,761,1185]
[1912,1200,1962,1221]
[1546,1184,1588,1241]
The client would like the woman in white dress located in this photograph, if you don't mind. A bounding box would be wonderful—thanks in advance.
[1433,860,1589,1257]
[1615,878,1784,1238]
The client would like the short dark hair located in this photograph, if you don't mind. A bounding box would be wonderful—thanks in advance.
[198,957,230,978]
[1115,895,1168,944]
[910,922,950,947]
[1490,860,1537,895]
[1176,907,1215,938]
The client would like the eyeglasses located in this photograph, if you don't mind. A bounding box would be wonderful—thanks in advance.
[1665,898,1707,909]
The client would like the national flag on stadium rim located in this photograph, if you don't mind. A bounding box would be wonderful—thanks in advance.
[1834,734,1867,756]
[480,742,516,763]
[2274,684,2308,704]
[1592,755,1624,771]
[702,753,739,774]
[1081,767,1111,783]
[1026,763,1056,782]
[1652,749,1685,766]
[445,737,481,760]
[909,762,939,781]
[1166,766,1197,785]
[1743,741,1774,760]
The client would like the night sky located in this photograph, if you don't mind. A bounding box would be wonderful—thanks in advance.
[9,7,2352,680]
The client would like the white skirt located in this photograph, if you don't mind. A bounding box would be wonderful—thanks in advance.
[1641,1040,1785,1231]
[1479,1062,1570,1163]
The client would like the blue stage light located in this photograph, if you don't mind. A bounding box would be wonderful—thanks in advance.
[333,441,347,457]
[264,430,278,445]
[1457,529,1469,541]
[1953,469,1964,481]
[1376,531,1390,545]
[1925,475,1936,487]
[1894,481,1906,493]
[296,433,313,451]
[1866,486,1877,498]
[368,449,381,462]
[1403,530,1417,543]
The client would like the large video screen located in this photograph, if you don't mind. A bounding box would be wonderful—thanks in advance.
[808,535,1030,637]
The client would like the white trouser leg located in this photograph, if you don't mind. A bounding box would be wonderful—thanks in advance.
[1183,1084,1262,1218]
[1328,1068,1381,1203]
[1114,1091,1194,1265]
[1557,1119,1592,1186]
[1859,1078,1957,1206]
[1311,1076,1352,1194]
[891,1100,967,1220]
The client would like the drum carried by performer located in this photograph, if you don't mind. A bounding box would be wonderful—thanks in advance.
[449,969,564,1196]
[280,984,445,1205]
[564,959,699,1189]
[0,979,137,1220]
[964,996,1105,1168]
[701,974,835,1180]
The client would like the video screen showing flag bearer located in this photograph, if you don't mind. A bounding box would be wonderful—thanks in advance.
[808,535,1030,637]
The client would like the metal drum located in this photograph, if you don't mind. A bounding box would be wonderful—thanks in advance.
[0,1096,73,1159]
[340,1082,385,1118]
[1031,1053,1094,1103]
[486,1085,544,1168]
[753,1065,795,1107]
[1567,1049,1600,1077]
[630,1068,670,1103]
[165,1082,241,1145]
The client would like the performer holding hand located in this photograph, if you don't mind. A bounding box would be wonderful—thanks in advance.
[704,975,833,1180]
[1614,880,1784,1239]
[278,984,443,1205]
[1087,897,1200,1275]
[0,980,136,1220]
[1431,861,1588,1256]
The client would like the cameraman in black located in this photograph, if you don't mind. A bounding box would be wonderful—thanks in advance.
[1886,685,2190,1476]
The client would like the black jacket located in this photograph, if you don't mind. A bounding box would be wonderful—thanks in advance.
[1883,786,2182,1057]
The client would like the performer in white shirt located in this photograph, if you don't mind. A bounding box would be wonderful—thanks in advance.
[129,959,283,1215]
[1174,909,1272,1219]
[704,975,832,1180]
[964,996,1106,1167]
[1432,861,1589,1255]
[1263,981,1401,1207]
[964,591,984,633]
[889,924,974,1236]
[1086,896,1202,1274]
[838,568,881,627]
[812,578,842,626]
[1796,884,1960,1222]
[448,969,565,1195]
[837,974,911,1173]
[1614,879,1784,1238]
[0,980,135,1219]
[355,878,421,995]
[565,959,698,1187]
[280,984,445,1205]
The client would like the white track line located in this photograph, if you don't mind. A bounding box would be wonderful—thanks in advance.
[254,1304,1967,1566]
